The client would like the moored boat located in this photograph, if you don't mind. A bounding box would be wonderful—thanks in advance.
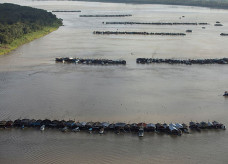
[40,125,45,131]
[138,127,144,137]
[99,128,104,134]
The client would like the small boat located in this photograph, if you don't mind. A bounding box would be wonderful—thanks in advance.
[223,91,228,96]
[61,126,68,132]
[40,125,45,131]
[99,128,104,134]
[138,127,144,137]
[72,127,80,132]
[88,128,93,133]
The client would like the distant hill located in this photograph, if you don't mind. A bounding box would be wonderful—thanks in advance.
[73,0,228,9]
[0,3,62,44]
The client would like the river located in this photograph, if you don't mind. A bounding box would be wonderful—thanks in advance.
[0,0,228,163]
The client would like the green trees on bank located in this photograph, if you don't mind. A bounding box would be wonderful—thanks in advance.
[0,3,63,44]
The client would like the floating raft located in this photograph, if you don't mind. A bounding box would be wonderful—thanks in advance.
[93,31,186,36]
[0,119,225,136]
[136,58,228,65]
[220,33,228,36]
[224,91,228,96]
[104,22,208,25]
[52,10,81,12]
[80,14,132,17]
[55,57,126,65]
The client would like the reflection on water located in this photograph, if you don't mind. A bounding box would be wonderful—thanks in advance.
[0,0,228,163]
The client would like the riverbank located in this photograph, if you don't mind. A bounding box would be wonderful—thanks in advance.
[0,26,59,55]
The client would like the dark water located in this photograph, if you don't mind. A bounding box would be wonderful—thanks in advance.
[0,0,228,163]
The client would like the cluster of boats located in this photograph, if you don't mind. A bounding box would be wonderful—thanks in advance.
[104,22,208,25]
[80,14,132,17]
[0,119,225,137]
[55,57,126,65]
[136,58,228,65]
[93,31,186,36]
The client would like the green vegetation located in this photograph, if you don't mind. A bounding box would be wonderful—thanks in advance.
[0,3,62,55]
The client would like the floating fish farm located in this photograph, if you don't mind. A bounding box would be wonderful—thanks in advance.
[80,14,132,17]
[52,10,81,12]
[55,57,126,65]
[104,22,209,25]
[0,119,225,136]
[136,58,228,65]
[93,31,186,36]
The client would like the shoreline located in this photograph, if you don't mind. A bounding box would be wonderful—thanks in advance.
[0,26,59,56]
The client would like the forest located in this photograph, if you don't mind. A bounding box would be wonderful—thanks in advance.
[0,3,62,44]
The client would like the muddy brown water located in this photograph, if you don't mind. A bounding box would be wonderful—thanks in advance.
[0,0,228,163]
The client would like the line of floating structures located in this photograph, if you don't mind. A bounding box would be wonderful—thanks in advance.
[104,22,209,25]
[220,33,228,36]
[136,58,228,65]
[0,119,225,136]
[55,57,126,65]
[80,14,132,17]
[52,10,81,12]
[93,31,186,36]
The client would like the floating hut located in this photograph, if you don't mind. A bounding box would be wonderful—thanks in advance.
[55,57,126,65]
[0,119,225,136]
[93,31,186,36]
[105,22,208,25]
[80,14,132,17]
[136,58,228,65]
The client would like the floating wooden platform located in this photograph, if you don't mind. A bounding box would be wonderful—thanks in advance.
[55,57,126,65]
[0,119,225,136]
[136,58,228,65]
[80,14,132,17]
[93,31,186,36]
[104,22,209,25]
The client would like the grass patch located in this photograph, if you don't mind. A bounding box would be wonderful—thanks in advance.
[0,26,58,55]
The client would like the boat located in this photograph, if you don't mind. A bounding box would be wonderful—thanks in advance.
[223,91,228,96]
[40,125,45,131]
[99,128,104,134]
[138,127,144,137]
[61,126,68,132]
[88,127,93,133]
[72,127,80,132]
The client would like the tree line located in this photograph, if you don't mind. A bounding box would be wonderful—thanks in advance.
[0,3,63,44]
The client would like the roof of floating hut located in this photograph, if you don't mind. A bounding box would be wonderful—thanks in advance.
[66,120,75,126]
[169,124,178,131]
[80,122,87,126]
[130,123,138,128]
[175,123,183,129]
[101,122,110,127]
[93,122,102,128]
[146,123,156,128]
[137,123,147,127]
[115,122,126,128]
[86,122,94,127]
[108,123,115,128]
[0,121,7,126]
[41,119,52,125]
